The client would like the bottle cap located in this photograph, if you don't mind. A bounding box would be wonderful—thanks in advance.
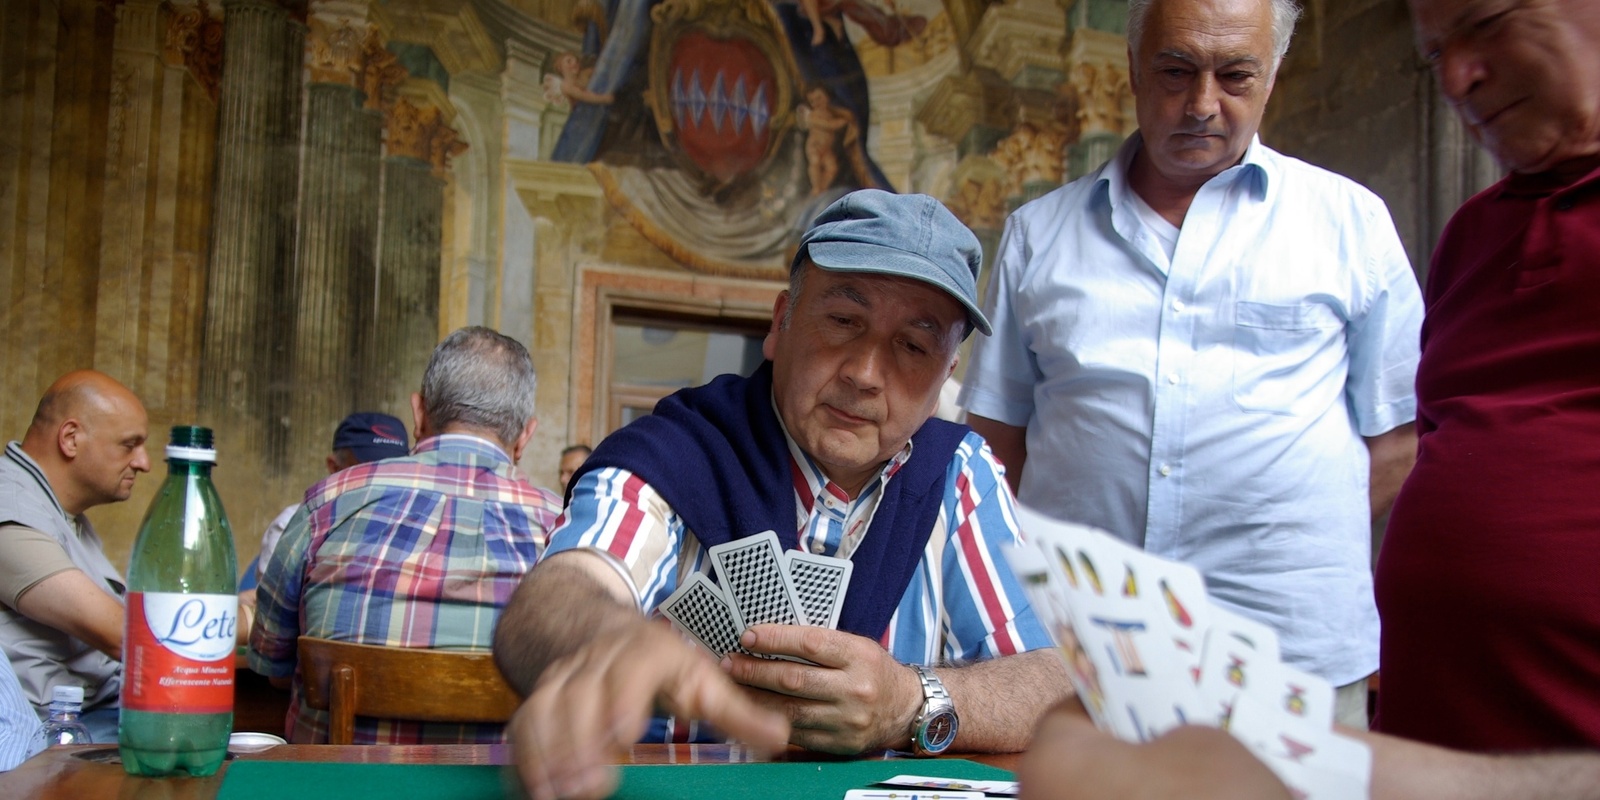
[51,685,84,704]
[167,425,218,463]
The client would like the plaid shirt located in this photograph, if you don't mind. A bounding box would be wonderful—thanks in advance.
[248,434,560,744]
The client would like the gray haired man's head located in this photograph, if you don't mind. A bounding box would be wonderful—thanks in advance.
[1127,0,1302,71]
[419,326,538,449]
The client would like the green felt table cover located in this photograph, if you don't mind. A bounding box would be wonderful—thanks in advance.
[217,758,1014,800]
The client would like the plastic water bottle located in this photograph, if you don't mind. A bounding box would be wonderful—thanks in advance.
[39,685,93,746]
[120,425,238,777]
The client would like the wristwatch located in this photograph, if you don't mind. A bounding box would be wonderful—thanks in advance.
[908,664,959,756]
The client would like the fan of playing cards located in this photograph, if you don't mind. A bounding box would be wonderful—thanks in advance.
[660,530,854,659]
[1003,506,1372,800]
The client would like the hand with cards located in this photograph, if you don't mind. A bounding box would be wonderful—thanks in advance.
[658,531,924,753]
[1002,507,1372,800]
[660,530,854,658]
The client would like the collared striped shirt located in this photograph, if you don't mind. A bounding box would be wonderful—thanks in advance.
[249,434,561,745]
[0,647,41,770]
[548,426,1051,741]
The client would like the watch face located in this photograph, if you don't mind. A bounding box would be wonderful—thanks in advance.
[922,710,958,753]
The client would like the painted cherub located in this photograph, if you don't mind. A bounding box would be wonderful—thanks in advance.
[542,52,614,107]
[796,85,857,196]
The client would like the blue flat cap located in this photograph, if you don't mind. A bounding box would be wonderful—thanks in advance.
[794,189,991,337]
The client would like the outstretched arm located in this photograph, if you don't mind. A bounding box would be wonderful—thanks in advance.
[1019,700,1600,800]
[494,551,788,800]
[14,569,124,660]
[1361,727,1600,800]
[492,550,637,693]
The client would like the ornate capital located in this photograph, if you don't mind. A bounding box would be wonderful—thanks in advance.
[162,0,224,101]
[990,121,1068,197]
[944,156,1009,233]
[359,30,408,109]
[1064,27,1133,138]
[307,15,365,85]
[385,98,468,174]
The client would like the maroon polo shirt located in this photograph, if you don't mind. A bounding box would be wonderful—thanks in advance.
[1375,156,1600,750]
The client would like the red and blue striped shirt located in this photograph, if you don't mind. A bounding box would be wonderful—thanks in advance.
[548,425,1051,741]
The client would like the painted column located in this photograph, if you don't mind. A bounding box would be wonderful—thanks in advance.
[200,0,299,458]
[370,145,443,413]
[282,7,400,466]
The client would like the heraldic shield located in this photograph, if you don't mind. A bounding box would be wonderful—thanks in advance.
[648,0,804,190]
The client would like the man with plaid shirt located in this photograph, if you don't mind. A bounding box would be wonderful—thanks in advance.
[249,327,561,744]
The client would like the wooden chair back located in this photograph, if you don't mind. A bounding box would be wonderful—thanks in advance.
[296,637,522,744]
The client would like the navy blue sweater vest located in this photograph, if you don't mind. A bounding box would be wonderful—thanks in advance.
[569,362,968,639]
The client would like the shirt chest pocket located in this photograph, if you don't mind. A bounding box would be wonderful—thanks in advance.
[1231,301,1346,416]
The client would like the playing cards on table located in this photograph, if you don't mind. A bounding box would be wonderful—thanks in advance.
[1003,506,1372,800]
[660,530,853,659]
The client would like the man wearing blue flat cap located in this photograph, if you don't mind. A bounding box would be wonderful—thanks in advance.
[495,190,1070,800]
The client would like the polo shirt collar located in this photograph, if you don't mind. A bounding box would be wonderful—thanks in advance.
[412,433,512,465]
[3,441,71,522]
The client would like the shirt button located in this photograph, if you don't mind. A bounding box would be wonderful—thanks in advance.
[1158,463,1172,477]
[812,541,826,554]
[1166,373,1180,385]
[1172,300,1186,312]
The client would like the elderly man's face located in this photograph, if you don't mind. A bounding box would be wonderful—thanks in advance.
[763,263,963,496]
[1411,0,1600,174]
[1130,0,1278,189]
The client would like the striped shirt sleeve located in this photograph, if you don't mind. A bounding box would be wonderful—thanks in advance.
[928,433,1052,661]
[544,467,695,612]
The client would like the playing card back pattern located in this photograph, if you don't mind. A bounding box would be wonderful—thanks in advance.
[660,573,746,658]
[712,534,803,633]
[786,552,853,628]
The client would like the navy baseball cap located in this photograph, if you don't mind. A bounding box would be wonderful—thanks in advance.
[332,412,410,463]
[794,189,991,337]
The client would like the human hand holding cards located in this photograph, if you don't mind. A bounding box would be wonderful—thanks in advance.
[659,531,935,753]
[659,530,854,659]
[1002,507,1372,800]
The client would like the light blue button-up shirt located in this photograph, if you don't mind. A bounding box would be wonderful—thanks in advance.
[0,647,41,770]
[960,134,1422,685]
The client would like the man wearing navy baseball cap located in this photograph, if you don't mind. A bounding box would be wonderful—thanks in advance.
[240,412,412,591]
[496,190,1069,800]
[330,412,411,465]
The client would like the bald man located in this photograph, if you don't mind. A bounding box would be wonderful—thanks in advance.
[0,370,151,742]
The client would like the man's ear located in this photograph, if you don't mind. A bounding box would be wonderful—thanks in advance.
[510,417,538,463]
[409,392,428,443]
[763,290,790,362]
[57,420,82,459]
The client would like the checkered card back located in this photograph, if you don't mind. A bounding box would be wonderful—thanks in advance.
[709,531,803,634]
[660,572,746,658]
[786,551,853,629]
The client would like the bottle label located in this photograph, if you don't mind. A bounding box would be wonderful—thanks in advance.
[123,592,236,714]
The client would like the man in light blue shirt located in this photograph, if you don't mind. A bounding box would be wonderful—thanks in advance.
[0,648,42,770]
[959,0,1422,727]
